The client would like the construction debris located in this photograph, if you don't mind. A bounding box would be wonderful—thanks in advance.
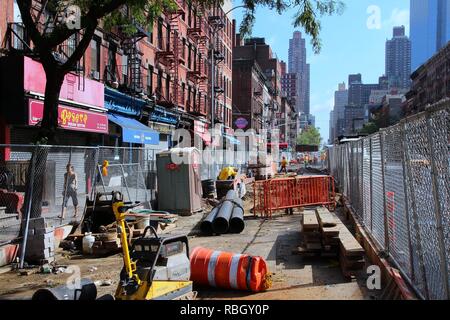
[22,218,56,264]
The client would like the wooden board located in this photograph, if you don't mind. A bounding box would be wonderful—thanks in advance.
[334,221,365,257]
[292,246,321,256]
[302,210,319,230]
[320,225,340,237]
[315,207,339,227]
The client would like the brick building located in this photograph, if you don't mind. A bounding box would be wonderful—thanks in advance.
[0,1,233,149]
[281,61,297,105]
[404,41,450,115]
[232,35,282,136]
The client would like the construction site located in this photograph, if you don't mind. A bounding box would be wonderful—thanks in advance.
[0,170,376,301]
[0,140,423,301]
[1,99,449,301]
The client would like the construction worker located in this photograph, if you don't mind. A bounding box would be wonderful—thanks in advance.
[280,156,288,173]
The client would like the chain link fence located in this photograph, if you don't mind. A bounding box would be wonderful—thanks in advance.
[0,145,159,245]
[0,144,249,246]
[328,100,450,300]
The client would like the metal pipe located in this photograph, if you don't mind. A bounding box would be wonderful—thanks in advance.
[213,190,236,234]
[200,205,221,235]
[229,197,245,234]
[19,148,37,269]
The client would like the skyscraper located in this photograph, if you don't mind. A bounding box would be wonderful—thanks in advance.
[288,31,310,115]
[333,82,348,139]
[386,26,411,89]
[410,0,450,71]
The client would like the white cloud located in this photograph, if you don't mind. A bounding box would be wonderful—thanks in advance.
[383,8,410,35]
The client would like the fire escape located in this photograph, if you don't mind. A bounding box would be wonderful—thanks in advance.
[1,0,86,90]
[155,1,185,108]
[112,6,149,95]
[121,30,146,94]
[208,14,225,124]
[187,12,209,116]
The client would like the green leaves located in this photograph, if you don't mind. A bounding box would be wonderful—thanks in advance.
[359,121,379,135]
[238,0,345,54]
[297,126,322,146]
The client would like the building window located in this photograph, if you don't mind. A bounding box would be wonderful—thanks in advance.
[147,22,153,43]
[188,4,192,27]
[158,18,163,49]
[166,74,170,100]
[181,82,185,104]
[193,47,197,70]
[166,24,171,51]
[157,69,163,96]
[147,65,153,95]
[182,38,186,64]
[188,44,192,69]
[121,54,128,85]
[107,43,117,82]
[90,36,100,78]
[187,86,191,108]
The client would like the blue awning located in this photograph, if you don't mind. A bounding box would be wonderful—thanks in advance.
[104,87,147,117]
[223,134,241,145]
[108,113,160,145]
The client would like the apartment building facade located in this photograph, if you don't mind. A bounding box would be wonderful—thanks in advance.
[0,1,233,149]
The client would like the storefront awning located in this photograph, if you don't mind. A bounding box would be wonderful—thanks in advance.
[108,113,159,145]
[104,87,147,117]
[224,134,241,145]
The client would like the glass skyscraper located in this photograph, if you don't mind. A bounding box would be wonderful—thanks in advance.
[410,0,450,71]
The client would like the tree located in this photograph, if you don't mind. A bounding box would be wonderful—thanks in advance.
[297,126,322,146]
[359,121,379,135]
[16,0,344,143]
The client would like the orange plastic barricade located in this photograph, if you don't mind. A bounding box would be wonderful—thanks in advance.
[190,247,271,292]
[253,175,335,218]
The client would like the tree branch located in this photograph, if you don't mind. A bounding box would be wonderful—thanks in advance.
[16,0,45,51]
[61,17,97,72]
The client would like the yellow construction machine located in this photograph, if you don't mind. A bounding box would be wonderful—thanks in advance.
[111,191,195,300]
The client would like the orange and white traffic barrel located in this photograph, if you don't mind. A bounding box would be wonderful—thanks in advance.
[190,246,271,292]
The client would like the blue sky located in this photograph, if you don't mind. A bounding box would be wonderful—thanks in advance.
[231,0,410,141]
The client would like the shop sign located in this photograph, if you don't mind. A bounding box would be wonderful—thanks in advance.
[235,117,248,129]
[28,99,108,134]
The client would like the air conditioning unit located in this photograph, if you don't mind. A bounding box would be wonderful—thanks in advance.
[91,70,100,80]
